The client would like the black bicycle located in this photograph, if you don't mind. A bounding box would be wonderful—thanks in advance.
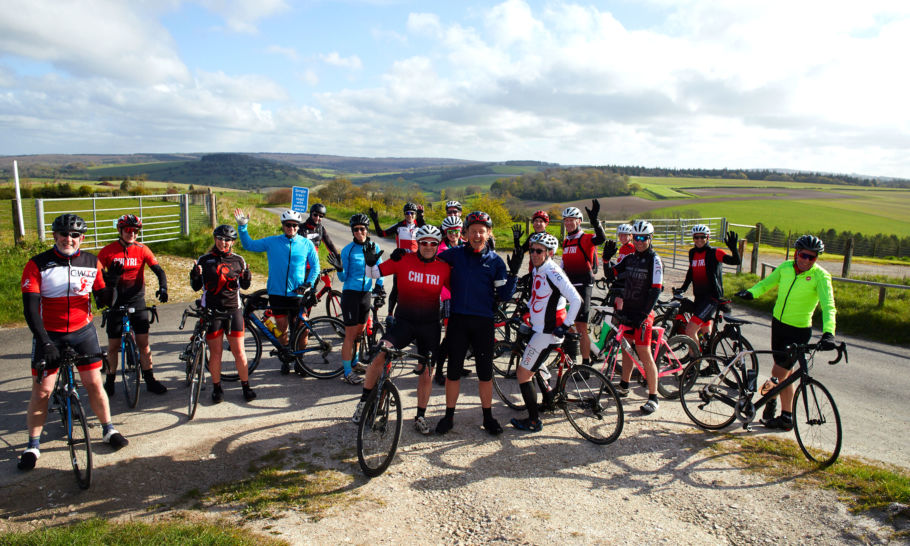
[101,304,158,409]
[178,305,235,420]
[679,341,847,467]
[42,347,106,489]
[352,292,386,366]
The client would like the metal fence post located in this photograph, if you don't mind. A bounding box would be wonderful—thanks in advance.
[11,200,23,244]
[751,223,761,274]
[673,218,680,269]
[138,196,144,243]
[35,199,45,241]
[180,194,190,236]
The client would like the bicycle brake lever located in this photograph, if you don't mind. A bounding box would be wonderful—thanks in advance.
[179,309,189,330]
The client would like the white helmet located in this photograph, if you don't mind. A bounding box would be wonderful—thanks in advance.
[445,200,462,212]
[562,207,583,220]
[441,216,463,231]
[280,209,304,224]
[631,220,654,235]
[616,224,633,235]
[415,224,442,242]
[528,232,559,251]
[691,224,710,236]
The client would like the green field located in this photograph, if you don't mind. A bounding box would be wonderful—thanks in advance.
[629,175,843,190]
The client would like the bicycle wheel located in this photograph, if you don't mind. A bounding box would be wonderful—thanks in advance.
[358,321,385,364]
[656,335,700,399]
[121,334,141,409]
[217,320,263,381]
[678,355,739,430]
[709,329,758,384]
[294,316,346,378]
[325,290,343,319]
[357,381,403,477]
[492,341,525,410]
[560,365,623,445]
[187,344,206,420]
[793,378,842,467]
[652,313,679,342]
[65,392,92,489]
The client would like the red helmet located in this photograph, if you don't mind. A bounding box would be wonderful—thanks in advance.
[464,210,492,229]
[117,214,142,230]
[532,210,550,224]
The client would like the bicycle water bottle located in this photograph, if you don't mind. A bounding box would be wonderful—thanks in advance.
[745,369,757,393]
[760,376,779,396]
[594,321,614,352]
[263,310,282,338]
[365,313,373,336]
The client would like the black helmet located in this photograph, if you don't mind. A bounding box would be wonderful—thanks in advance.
[349,213,370,228]
[52,214,88,234]
[310,203,327,216]
[213,224,238,241]
[794,234,824,254]
[464,210,492,229]
[403,202,419,213]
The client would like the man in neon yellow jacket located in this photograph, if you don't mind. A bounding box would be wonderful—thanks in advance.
[736,234,837,431]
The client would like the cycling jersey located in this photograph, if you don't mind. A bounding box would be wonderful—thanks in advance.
[191,249,251,310]
[337,239,384,292]
[97,240,163,302]
[561,229,605,285]
[376,219,424,252]
[299,217,338,256]
[372,253,450,323]
[681,245,740,299]
[21,247,107,333]
[438,244,516,319]
[238,225,318,297]
[607,241,636,296]
[609,248,663,323]
[746,260,836,333]
[437,239,461,301]
[527,260,581,334]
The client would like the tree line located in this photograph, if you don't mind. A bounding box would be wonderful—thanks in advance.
[595,165,906,187]
[490,168,629,201]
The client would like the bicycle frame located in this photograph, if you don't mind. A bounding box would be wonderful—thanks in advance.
[604,324,678,379]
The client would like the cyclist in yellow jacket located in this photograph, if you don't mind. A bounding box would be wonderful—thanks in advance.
[736,235,837,431]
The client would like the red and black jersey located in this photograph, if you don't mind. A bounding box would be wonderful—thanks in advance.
[378,220,422,252]
[190,250,251,310]
[377,253,450,323]
[610,248,663,318]
[561,231,601,285]
[681,244,740,299]
[97,240,158,302]
[21,247,106,333]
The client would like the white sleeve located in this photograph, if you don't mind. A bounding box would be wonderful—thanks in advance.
[365,264,383,279]
[652,254,663,287]
[548,265,582,325]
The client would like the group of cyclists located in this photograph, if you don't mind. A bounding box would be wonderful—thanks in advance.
[17,198,838,472]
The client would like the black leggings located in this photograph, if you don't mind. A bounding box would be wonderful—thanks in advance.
[445,314,494,381]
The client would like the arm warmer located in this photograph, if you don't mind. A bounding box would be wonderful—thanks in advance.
[22,293,51,346]
[149,263,168,290]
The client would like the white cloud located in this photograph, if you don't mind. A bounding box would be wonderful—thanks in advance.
[300,69,319,86]
[319,52,363,70]
[266,45,299,62]
[199,0,290,34]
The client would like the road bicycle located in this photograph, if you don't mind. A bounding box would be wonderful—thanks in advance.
[592,307,699,399]
[679,341,847,467]
[101,304,158,409]
[352,292,386,366]
[492,321,624,445]
[308,267,342,319]
[356,346,429,477]
[178,305,235,420]
[41,347,106,489]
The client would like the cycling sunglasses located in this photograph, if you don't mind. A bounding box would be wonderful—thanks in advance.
[282,222,299,229]
[215,236,235,242]
[122,227,140,234]
[419,240,439,247]
[528,248,547,254]
[312,213,325,218]
[57,231,84,239]
[351,227,368,233]
[633,235,651,242]
[404,211,416,216]
[797,252,818,261]
[692,234,707,240]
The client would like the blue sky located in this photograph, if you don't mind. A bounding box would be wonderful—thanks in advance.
[1,0,908,177]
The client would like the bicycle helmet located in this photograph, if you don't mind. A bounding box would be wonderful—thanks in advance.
[349,213,370,228]
[464,210,492,229]
[445,200,462,212]
[562,206,584,220]
[691,224,710,236]
[117,214,142,230]
[403,202,419,213]
[441,216,463,231]
[616,223,633,235]
[415,224,442,242]
[51,214,88,234]
[310,203,327,216]
[213,224,238,240]
[631,220,654,235]
[532,210,550,224]
[794,234,825,254]
[280,209,303,225]
[528,232,558,251]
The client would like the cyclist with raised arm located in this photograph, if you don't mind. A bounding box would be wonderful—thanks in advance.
[561,200,606,367]
[511,232,582,432]
[604,220,664,415]
[329,213,385,385]
[736,234,837,431]
[368,202,426,316]
[18,214,128,471]
[675,225,741,344]
[354,225,451,434]
[190,225,255,403]
[434,211,522,435]
[97,214,169,396]
[299,203,340,260]
[601,223,634,309]
[513,210,550,253]
[234,208,319,374]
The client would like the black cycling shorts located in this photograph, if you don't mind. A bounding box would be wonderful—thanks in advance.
[31,323,103,376]
[445,313,495,382]
[770,317,812,369]
[105,300,150,337]
[691,297,718,327]
[269,294,304,318]
[383,318,440,366]
[341,290,371,327]
[206,308,245,339]
[571,283,593,323]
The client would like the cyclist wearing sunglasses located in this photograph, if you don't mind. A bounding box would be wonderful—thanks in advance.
[736,234,837,431]
[299,203,340,261]
[433,216,464,385]
[601,223,635,311]
[355,224,451,435]
[18,214,127,471]
[367,202,426,316]
[97,214,169,396]
[675,224,741,344]
[329,214,385,385]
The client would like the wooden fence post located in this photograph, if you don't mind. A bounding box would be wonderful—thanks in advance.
[750,223,761,274]
[208,189,217,229]
[11,200,23,245]
[842,238,854,278]
[785,231,792,261]
[737,239,746,274]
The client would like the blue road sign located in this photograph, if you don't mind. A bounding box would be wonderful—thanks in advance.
[292,186,309,214]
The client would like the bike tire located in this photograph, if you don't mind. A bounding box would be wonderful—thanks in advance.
[652,313,679,342]
[121,334,141,409]
[709,330,758,386]
[294,316,346,378]
[357,381,403,477]
[793,378,842,467]
[559,365,624,445]
[678,355,739,430]
[217,319,263,381]
[325,290,343,319]
[358,321,385,364]
[656,335,700,399]
[65,392,92,489]
[491,341,525,410]
[187,343,206,421]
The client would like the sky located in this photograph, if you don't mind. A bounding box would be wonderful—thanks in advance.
[1,0,909,178]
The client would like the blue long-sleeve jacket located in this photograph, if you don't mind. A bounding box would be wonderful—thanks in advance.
[238,225,319,297]
[439,244,516,318]
[337,239,384,292]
